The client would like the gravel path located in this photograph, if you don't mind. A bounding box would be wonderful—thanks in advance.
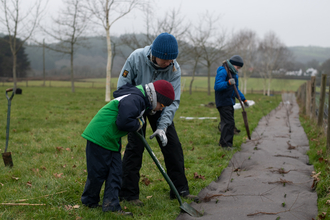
[176,93,318,220]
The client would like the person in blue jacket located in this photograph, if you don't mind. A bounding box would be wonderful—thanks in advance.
[214,55,249,149]
[117,32,198,206]
[81,80,174,216]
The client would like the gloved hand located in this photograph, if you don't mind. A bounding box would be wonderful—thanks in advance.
[244,100,249,107]
[149,110,156,115]
[228,78,235,86]
[150,129,167,146]
[137,117,145,131]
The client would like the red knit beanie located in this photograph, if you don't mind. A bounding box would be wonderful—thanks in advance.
[153,80,175,106]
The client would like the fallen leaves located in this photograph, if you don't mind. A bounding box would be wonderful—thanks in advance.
[26,181,32,187]
[194,172,205,180]
[53,173,64,178]
[318,212,326,219]
[311,171,321,189]
[141,177,150,186]
[64,204,80,210]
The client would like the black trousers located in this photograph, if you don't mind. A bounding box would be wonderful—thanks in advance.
[218,105,235,147]
[119,111,189,200]
[81,141,122,212]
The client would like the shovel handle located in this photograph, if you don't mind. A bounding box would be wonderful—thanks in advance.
[133,131,184,206]
[223,63,245,111]
[223,62,251,140]
[6,88,15,101]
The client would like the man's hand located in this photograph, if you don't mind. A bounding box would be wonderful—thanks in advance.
[244,100,249,107]
[137,117,145,131]
[150,129,167,146]
[228,78,235,86]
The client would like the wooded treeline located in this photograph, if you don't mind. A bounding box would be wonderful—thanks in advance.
[1,0,330,98]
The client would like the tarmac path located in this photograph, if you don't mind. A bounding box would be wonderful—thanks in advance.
[176,93,318,220]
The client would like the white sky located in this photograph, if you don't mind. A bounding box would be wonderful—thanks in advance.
[35,0,330,47]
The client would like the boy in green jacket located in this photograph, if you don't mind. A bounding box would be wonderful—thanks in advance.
[81,80,174,216]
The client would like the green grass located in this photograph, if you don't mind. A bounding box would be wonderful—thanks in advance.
[0,85,281,219]
[299,110,330,220]
[1,76,307,92]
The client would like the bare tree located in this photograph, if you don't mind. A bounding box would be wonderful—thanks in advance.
[41,0,89,93]
[227,29,258,94]
[186,29,205,95]
[198,12,226,96]
[85,0,145,102]
[119,7,190,64]
[257,31,292,96]
[0,0,45,88]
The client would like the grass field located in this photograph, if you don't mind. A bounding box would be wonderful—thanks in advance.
[0,84,283,219]
[0,76,307,93]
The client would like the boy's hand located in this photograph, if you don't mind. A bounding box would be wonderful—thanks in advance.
[137,117,145,131]
[150,129,167,146]
[244,100,249,107]
[228,79,235,86]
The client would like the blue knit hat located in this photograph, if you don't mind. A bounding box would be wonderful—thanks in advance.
[151,33,178,60]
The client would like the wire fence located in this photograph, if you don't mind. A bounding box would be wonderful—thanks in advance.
[296,74,330,147]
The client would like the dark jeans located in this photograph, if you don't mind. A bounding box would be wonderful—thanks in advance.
[81,140,122,212]
[119,111,189,200]
[217,105,235,147]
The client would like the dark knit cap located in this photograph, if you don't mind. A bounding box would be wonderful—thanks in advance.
[153,80,175,106]
[229,55,244,67]
[151,33,179,60]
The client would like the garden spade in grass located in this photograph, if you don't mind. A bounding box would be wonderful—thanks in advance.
[133,131,203,217]
[2,88,22,167]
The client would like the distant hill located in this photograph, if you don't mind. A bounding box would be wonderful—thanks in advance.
[288,46,330,63]
[2,33,329,77]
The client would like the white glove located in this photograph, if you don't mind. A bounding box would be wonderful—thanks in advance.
[149,110,156,115]
[150,129,167,146]
[228,78,235,86]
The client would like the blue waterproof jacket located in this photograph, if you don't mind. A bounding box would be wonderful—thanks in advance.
[117,45,181,131]
[214,66,246,107]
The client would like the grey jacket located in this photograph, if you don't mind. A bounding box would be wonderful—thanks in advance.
[117,45,181,130]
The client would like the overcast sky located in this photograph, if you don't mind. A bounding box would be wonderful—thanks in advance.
[41,0,330,47]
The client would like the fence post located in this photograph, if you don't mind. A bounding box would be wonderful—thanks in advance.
[311,76,316,120]
[318,74,327,127]
[327,85,330,151]
[306,81,311,116]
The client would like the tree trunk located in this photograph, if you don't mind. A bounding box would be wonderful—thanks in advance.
[13,52,17,89]
[189,60,198,95]
[207,62,211,96]
[70,45,75,93]
[43,39,46,87]
[105,28,112,102]
[267,77,272,96]
[263,78,266,95]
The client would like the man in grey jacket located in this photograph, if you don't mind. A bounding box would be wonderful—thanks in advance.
[117,32,198,206]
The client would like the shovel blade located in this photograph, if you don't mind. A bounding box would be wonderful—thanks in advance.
[180,202,203,217]
[242,111,251,140]
[2,152,13,167]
